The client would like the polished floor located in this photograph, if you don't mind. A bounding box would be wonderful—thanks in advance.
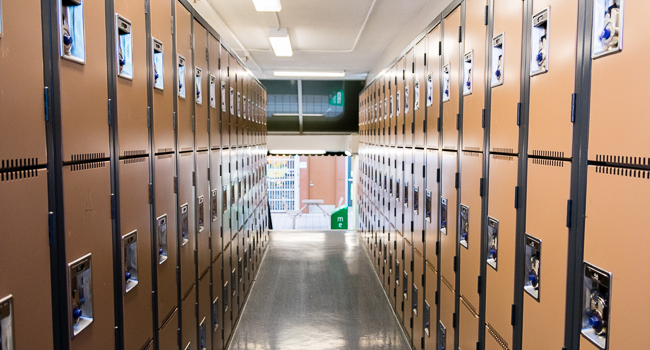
[228,231,410,350]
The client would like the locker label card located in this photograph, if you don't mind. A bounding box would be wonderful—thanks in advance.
[581,262,611,349]
[414,80,420,110]
[0,295,14,350]
[230,87,234,115]
[592,0,623,58]
[153,38,164,90]
[212,297,219,332]
[199,318,207,350]
[221,81,226,112]
[390,94,394,117]
[424,301,430,337]
[396,90,401,116]
[210,75,217,109]
[460,204,469,248]
[157,214,168,265]
[531,8,549,76]
[178,55,186,99]
[440,197,447,235]
[413,185,419,215]
[195,67,203,105]
[68,254,93,338]
[487,216,499,269]
[404,86,410,114]
[426,74,433,107]
[384,97,388,117]
[59,0,86,63]
[122,230,139,293]
[211,189,218,222]
[491,33,505,87]
[198,195,205,232]
[463,51,473,96]
[180,203,189,246]
[438,321,447,350]
[523,234,541,300]
[442,64,451,102]
[237,92,241,117]
[425,189,432,222]
[116,15,133,80]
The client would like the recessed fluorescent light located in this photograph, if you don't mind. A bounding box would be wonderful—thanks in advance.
[272,113,325,117]
[269,28,293,57]
[252,0,282,12]
[270,150,326,154]
[274,71,346,78]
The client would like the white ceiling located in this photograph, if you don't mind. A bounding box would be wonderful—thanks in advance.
[191,0,449,81]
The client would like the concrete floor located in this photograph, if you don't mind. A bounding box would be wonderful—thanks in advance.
[228,231,410,350]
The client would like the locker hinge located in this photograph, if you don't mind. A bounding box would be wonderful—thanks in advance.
[458,26,462,42]
[516,102,521,126]
[570,93,577,123]
[479,178,485,197]
[194,250,198,265]
[149,183,153,204]
[436,241,440,256]
[191,34,194,49]
[173,176,178,193]
[457,113,461,130]
[453,256,458,272]
[410,318,413,328]
[395,76,398,85]
[402,161,405,171]
[147,107,151,128]
[514,186,519,208]
[220,165,222,176]
[44,87,50,122]
[423,165,426,178]
[403,70,405,80]
[437,117,442,132]
[173,112,177,130]
[48,212,54,246]
[206,48,209,61]
[171,16,174,34]
[144,0,149,14]
[394,240,397,250]
[192,115,195,132]
[207,118,210,131]
[402,214,404,224]
[423,119,427,131]
[481,109,486,128]
[411,122,415,134]
[422,230,425,242]
[477,275,482,294]
[511,304,516,326]
[411,221,414,232]
[421,338,425,350]
[411,163,414,174]
[422,273,425,286]
[485,5,489,25]
[438,41,442,56]
[435,291,439,305]
[477,342,481,350]
[207,168,211,182]
[410,260,414,272]
[402,124,405,134]
[110,194,116,219]
[436,169,441,183]
[218,58,221,69]
[566,199,572,228]
[455,172,459,189]
[412,62,415,74]
[453,312,458,328]
[108,99,113,126]
[402,249,405,260]
[192,171,196,187]
[229,163,231,172]
[424,53,427,66]
[227,67,230,77]
[176,266,180,284]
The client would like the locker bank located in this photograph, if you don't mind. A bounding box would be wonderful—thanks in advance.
[0,0,648,349]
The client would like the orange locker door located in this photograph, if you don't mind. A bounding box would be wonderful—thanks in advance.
[396,57,406,147]
[158,310,178,350]
[403,148,414,243]
[395,233,405,321]
[414,38,426,148]
[423,265,438,350]
[462,0,488,152]
[413,251,425,350]
[175,1,194,152]
[222,244,233,343]
[403,240,414,340]
[439,278,455,350]
[405,49,415,148]
[413,149,426,255]
[395,148,404,236]
[198,273,211,350]
[388,67,396,147]
[180,285,196,350]
[220,47,230,149]
[485,154,518,349]
[197,152,211,277]
[179,152,196,297]
[459,297,480,350]
[194,21,209,151]
[209,37,220,150]
[210,150,223,260]
[521,159,571,350]
[151,0,175,154]
[212,254,224,350]
[442,6,461,150]
[440,151,457,284]
[426,25,441,150]
[425,149,439,270]
[459,152,482,312]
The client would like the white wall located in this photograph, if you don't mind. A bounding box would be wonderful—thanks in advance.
[267,134,359,155]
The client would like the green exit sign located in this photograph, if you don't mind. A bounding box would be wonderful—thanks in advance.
[329,90,344,106]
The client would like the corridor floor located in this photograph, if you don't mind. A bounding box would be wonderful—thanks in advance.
[228,231,410,350]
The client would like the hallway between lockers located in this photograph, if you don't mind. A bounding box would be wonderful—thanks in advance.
[228,231,410,350]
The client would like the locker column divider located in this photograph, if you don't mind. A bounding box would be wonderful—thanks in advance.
[105,0,126,347]
[455,2,466,349]
[512,0,533,348]
[171,0,182,347]
[564,0,593,349]
[478,1,495,349]
[436,14,445,350]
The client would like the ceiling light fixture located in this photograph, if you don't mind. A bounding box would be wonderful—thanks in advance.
[270,150,327,155]
[273,71,346,78]
[269,28,293,57]
[252,0,282,12]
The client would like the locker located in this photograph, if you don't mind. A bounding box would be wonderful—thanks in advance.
[388,66,396,147]
[119,158,153,350]
[222,149,232,245]
[395,233,405,321]
[231,150,240,235]
[209,35,221,150]
[63,163,114,348]
[426,24,441,150]
[194,20,209,151]
[580,165,650,349]
[462,0,488,152]
[459,152,482,310]
[413,251,425,350]
[151,0,175,153]
[222,244,233,343]
[212,253,224,350]
[425,149,439,269]
[439,278,455,350]
[0,0,47,164]
[181,286,196,350]
[395,148,404,236]
[198,274,211,350]
[521,158,571,350]
[440,151,457,283]
[175,1,194,152]
[403,240,414,339]
[423,265,438,350]
[221,50,231,149]
[388,147,396,230]
[413,149,425,255]
[58,0,110,162]
[489,0,523,154]
[236,62,244,147]
[396,57,406,147]
[197,151,210,276]
[588,1,650,160]
[179,151,196,296]
[414,38,427,148]
[0,170,53,349]
[459,297,480,350]
[405,49,415,148]
[210,150,223,260]
[379,76,386,146]
[388,224,397,303]
[158,309,178,350]
[114,0,149,156]
[527,1,577,157]
[155,154,178,328]
[442,6,461,150]
[404,148,414,242]
[485,154,518,349]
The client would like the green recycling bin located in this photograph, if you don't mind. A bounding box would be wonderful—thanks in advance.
[331,205,348,230]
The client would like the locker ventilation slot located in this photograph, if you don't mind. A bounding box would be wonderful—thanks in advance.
[532,158,565,167]
[124,157,146,165]
[71,153,106,162]
[1,158,39,170]
[491,154,513,161]
[464,147,481,152]
[492,148,514,154]
[596,166,650,179]
[486,323,510,350]
[462,151,481,158]
[1,168,38,181]
[531,150,565,158]
[71,161,106,172]
[123,150,147,157]
[595,154,650,167]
